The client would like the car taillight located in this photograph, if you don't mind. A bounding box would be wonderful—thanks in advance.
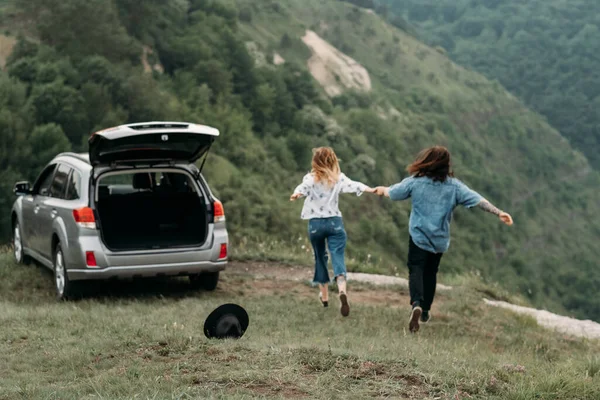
[86,251,98,267]
[73,207,96,229]
[219,243,227,260]
[213,200,225,223]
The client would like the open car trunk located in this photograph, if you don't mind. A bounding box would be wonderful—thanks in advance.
[95,170,208,251]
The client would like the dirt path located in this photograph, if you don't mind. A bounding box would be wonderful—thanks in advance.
[224,262,413,308]
[228,261,451,290]
[484,299,600,340]
[226,262,600,340]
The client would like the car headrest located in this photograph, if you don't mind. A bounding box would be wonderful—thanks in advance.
[133,173,153,190]
[169,174,189,192]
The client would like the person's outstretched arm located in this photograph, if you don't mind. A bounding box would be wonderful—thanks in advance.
[477,199,513,226]
[290,174,313,201]
[374,177,414,200]
[456,180,513,226]
[339,173,375,196]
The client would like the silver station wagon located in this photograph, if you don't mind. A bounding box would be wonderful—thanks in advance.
[11,121,229,299]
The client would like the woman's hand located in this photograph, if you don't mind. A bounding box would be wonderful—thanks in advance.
[290,193,303,201]
[499,212,513,226]
[364,187,376,193]
[374,186,390,197]
[478,199,513,226]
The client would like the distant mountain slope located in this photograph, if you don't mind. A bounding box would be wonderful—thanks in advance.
[1,0,599,320]
[379,0,600,169]
[231,0,600,319]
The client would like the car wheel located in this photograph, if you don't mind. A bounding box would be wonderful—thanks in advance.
[189,271,219,291]
[13,222,30,265]
[54,243,79,300]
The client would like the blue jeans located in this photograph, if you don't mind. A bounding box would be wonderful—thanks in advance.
[308,217,347,284]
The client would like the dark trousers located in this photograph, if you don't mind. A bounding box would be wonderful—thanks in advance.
[407,237,443,311]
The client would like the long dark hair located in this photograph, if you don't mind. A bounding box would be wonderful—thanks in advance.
[407,146,454,182]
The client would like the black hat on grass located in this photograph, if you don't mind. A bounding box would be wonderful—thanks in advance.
[204,304,249,339]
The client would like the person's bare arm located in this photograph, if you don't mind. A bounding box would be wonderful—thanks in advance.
[478,199,502,215]
[477,199,513,226]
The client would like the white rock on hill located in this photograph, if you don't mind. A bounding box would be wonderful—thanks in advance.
[301,30,371,97]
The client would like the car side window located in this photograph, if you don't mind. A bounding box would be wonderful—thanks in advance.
[34,164,57,196]
[49,164,71,199]
[65,170,82,201]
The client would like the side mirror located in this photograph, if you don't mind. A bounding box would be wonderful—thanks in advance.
[14,181,31,196]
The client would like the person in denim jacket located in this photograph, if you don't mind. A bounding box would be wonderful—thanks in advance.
[375,146,513,332]
[291,147,375,317]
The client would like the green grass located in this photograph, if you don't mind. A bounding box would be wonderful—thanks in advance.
[1,250,599,399]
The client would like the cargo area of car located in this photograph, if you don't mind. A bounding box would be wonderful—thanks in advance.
[94,170,208,251]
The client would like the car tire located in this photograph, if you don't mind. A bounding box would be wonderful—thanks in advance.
[12,221,30,265]
[53,243,79,301]
[189,271,219,291]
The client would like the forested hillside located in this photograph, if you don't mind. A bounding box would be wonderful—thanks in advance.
[379,0,600,169]
[1,0,599,321]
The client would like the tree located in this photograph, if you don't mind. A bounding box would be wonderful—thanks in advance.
[239,6,253,22]
[27,124,71,173]
[18,0,140,62]
[194,60,234,100]
[8,58,38,84]
[250,83,276,132]
[30,82,87,143]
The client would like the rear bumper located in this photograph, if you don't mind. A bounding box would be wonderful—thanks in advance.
[67,260,227,280]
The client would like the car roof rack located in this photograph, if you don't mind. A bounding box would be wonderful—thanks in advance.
[58,152,91,165]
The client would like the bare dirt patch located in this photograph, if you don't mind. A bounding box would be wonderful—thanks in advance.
[301,30,371,96]
[220,262,454,310]
[141,45,164,74]
[222,265,411,308]
[0,34,16,69]
[227,261,451,291]
[273,52,285,65]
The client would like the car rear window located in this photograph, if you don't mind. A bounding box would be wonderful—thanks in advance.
[65,170,82,200]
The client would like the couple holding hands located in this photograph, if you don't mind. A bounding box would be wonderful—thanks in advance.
[290,146,513,333]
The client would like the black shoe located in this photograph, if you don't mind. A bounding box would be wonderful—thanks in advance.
[339,293,350,317]
[420,310,430,324]
[409,305,422,333]
[319,293,328,307]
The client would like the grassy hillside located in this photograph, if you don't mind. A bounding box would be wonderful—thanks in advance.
[0,0,599,321]
[379,0,600,169]
[227,0,600,319]
[1,251,600,399]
